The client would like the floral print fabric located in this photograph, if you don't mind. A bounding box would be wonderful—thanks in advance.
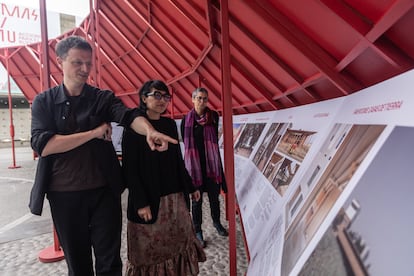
[125,192,206,275]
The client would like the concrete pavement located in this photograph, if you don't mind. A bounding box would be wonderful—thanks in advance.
[0,146,248,275]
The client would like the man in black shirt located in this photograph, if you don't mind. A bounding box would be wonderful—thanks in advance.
[30,36,176,275]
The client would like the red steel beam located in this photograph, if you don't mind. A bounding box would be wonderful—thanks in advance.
[220,0,237,275]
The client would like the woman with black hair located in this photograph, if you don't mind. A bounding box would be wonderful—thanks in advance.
[122,80,206,275]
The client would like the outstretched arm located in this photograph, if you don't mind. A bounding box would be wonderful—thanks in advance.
[130,116,178,151]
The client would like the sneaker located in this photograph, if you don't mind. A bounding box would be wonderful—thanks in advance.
[196,231,206,248]
[213,223,229,236]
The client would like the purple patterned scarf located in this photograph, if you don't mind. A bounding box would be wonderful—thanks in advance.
[183,108,222,187]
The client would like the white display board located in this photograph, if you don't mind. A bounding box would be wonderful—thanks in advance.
[223,69,414,276]
[0,1,86,94]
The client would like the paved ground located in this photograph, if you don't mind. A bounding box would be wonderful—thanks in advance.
[0,146,248,276]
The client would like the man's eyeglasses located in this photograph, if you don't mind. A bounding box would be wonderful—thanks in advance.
[195,96,208,102]
[146,91,172,102]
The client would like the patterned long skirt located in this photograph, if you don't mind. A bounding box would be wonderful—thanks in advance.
[125,192,206,276]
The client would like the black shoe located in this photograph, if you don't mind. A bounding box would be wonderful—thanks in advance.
[196,231,206,248]
[214,223,229,236]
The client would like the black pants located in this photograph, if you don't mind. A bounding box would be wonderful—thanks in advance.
[192,178,221,233]
[48,187,122,276]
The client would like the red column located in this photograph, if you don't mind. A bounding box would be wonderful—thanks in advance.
[37,0,64,263]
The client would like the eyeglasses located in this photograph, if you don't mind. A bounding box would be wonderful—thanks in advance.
[146,91,171,102]
[195,96,208,102]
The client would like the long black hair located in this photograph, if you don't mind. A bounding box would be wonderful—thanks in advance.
[138,80,170,112]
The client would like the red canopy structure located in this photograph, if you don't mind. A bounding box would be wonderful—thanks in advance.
[1,0,413,118]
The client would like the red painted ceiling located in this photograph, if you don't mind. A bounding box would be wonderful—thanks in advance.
[1,0,413,119]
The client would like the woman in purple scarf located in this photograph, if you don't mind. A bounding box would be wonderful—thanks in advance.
[181,87,228,248]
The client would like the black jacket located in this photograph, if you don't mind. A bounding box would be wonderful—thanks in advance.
[122,116,195,224]
[29,83,138,215]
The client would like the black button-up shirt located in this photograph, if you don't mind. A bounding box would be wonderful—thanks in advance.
[29,83,138,215]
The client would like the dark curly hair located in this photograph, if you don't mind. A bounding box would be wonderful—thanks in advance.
[55,36,92,59]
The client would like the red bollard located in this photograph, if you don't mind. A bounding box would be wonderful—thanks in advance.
[38,226,65,263]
